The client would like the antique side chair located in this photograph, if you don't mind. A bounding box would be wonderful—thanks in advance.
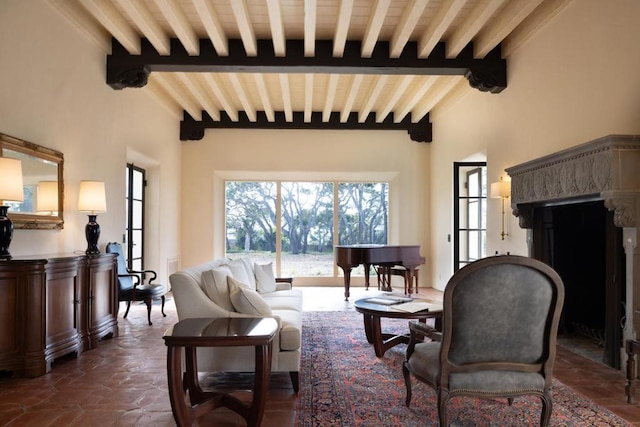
[403,255,564,426]
[106,242,166,325]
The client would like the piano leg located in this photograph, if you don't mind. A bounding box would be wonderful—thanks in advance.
[405,267,418,295]
[364,263,372,291]
[340,267,352,301]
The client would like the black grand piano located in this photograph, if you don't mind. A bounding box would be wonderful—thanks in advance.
[335,245,425,301]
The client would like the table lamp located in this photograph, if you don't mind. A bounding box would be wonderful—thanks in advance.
[36,181,58,214]
[0,157,24,259]
[78,180,106,254]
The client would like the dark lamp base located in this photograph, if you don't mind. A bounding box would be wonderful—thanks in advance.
[0,206,14,259]
[85,214,101,255]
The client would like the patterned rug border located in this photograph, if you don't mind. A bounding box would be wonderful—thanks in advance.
[296,310,632,427]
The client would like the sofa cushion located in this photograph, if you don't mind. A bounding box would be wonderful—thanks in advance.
[228,277,273,315]
[238,257,257,289]
[262,291,304,311]
[226,259,253,289]
[254,262,277,293]
[201,266,235,312]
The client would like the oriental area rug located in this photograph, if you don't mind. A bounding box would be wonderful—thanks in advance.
[296,311,632,427]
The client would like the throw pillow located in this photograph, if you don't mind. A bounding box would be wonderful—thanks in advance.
[238,257,257,289]
[254,262,277,293]
[227,276,272,315]
[201,266,235,312]
[226,258,253,289]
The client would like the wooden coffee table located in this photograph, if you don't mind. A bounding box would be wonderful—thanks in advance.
[354,297,442,357]
[163,317,278,427]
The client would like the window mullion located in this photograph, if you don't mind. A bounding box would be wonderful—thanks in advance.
[333,182,339,277]
[276,182,282,276]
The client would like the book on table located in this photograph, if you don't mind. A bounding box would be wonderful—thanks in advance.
[390,301,443,313]
[365,295,413,305]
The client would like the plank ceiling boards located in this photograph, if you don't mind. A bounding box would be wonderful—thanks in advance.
[50,0,571,142]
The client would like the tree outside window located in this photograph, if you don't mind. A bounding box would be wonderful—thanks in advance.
[225,181,388,278]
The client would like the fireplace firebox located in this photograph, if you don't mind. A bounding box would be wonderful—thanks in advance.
[532,200,624,368]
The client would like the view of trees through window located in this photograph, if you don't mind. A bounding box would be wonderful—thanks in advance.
[225,181,388,277]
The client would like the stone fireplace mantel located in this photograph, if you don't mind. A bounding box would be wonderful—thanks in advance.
[506,134,640,342]
[506,134,640,228]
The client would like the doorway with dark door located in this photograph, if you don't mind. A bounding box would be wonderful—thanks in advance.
[125,163,146,272]
[453,162,487,273]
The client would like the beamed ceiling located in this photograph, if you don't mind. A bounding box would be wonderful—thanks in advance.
[51,0,571,142]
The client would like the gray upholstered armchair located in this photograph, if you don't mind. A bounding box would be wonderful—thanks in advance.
[403,255,564,426]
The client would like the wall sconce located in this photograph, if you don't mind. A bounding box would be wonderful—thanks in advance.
[0,157,24,259]
[78,180,106,255]
[36,181,58,214]
[490,176,511,240]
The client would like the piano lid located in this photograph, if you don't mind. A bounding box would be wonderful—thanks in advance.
[335,244,424,266]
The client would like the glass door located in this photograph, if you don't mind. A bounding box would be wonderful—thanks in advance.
[126,164,146,271]
[453,162,487,272]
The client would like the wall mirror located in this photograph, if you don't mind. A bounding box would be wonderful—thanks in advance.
[0,133,64,229]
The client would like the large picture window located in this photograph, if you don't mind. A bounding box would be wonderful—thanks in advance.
[225,181,388,278]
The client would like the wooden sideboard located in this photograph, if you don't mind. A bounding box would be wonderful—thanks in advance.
[0,253,119,377]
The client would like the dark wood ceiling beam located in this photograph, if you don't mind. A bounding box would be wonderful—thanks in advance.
[107,38,506,93]
[180,111,432,143]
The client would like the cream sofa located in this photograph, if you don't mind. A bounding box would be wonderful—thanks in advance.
[169,257,303,391]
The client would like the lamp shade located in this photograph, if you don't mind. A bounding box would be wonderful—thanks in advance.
[36,181,58,212]
[0,158,24,202]
[490,179,511,199]
[78,181,106,213]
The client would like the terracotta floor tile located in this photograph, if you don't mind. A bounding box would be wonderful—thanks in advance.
[0,286,638,426]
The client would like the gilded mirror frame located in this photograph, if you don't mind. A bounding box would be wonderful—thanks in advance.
[0,133,64,229]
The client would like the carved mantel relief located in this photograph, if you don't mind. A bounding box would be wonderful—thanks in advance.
[603,193,637,228]
[505,135,640,228]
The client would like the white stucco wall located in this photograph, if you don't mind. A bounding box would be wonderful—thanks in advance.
[430,0,640,289]
[0,1,181,284]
